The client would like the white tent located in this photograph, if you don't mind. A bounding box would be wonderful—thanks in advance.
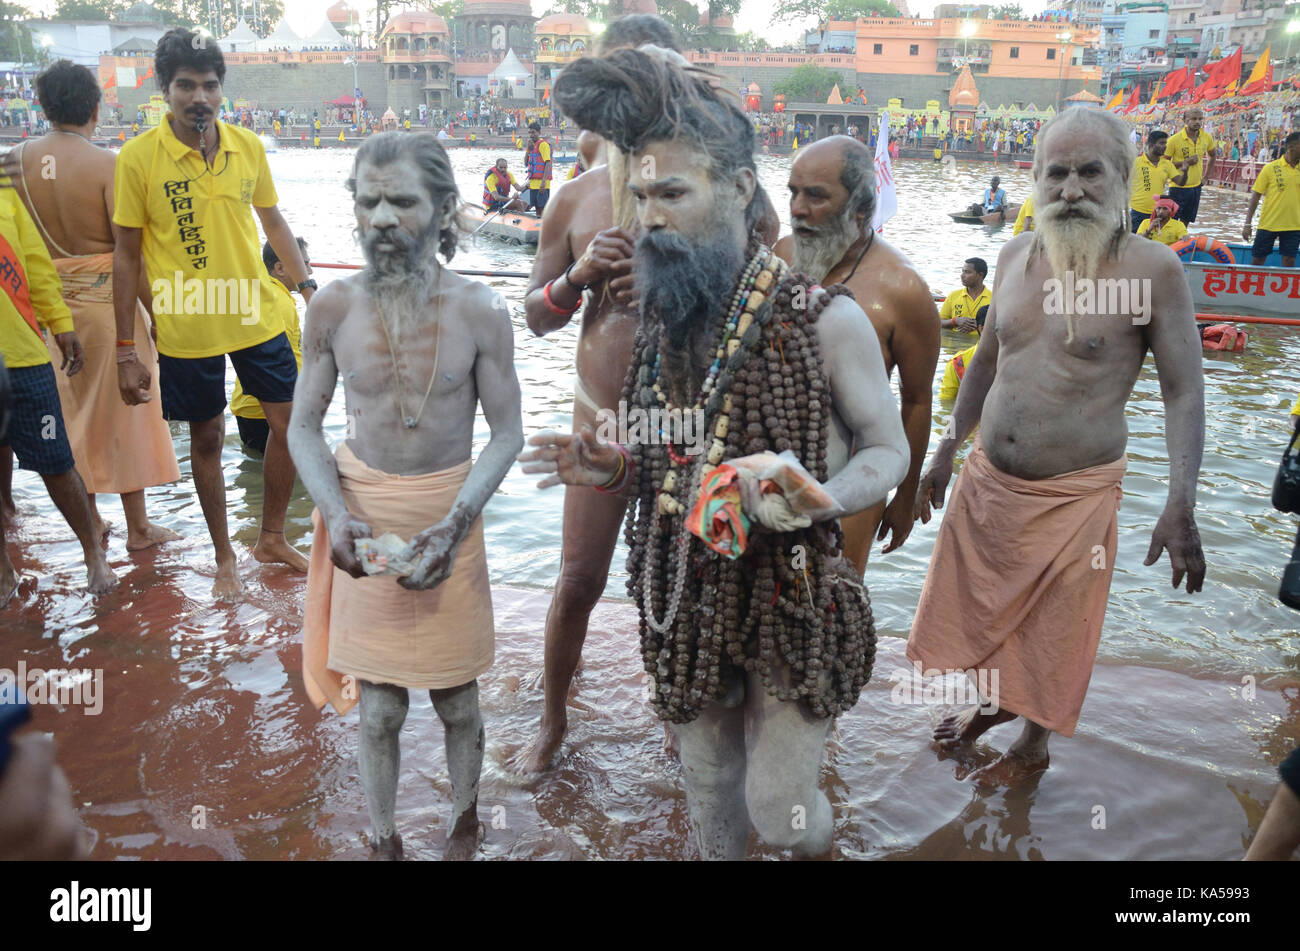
[301,18,347,49]
[256,19,301,52]
[221,18,258,52]
[489,48,534,99]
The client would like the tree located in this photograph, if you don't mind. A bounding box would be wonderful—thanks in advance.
[734,31,770,51]
[53,0,128,19]
[773,63,844,101]
[774,0,899,24]
[151,0,286,37]
[658,0,703,46]
[989,3,1025,18]
[0,2,40,63]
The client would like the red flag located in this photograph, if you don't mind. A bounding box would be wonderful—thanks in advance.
[1158,66,1190,99]
[1205,47,1242,87]
[1122,83,1141,114]
[102,73,117,90]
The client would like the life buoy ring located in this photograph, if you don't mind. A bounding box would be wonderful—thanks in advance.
[1171,235,1234,264]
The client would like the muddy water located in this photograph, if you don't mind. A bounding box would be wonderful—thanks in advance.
[3,147,1299,859]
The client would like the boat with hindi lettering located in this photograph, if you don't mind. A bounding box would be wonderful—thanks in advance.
[1181,243,1297,320]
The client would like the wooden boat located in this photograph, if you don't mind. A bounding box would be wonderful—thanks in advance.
[1182,242,1296,319]
[1014,160,1033,169]
[462,206,543,246]
[949,202,1021,226]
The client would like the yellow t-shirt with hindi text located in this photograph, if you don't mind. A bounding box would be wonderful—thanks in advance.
[1162,128,1216,189]
[113,115,288,360]
[0,186,74,369]
[938,285,990,336]
[1252,156,1300,234]
[1130,154,1182,214]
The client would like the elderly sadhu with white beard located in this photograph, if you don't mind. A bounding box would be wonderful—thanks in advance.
[907,107,1207,787]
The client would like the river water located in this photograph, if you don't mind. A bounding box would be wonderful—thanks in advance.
[4,145,1299,860]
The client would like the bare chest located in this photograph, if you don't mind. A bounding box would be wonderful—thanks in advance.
[334,303,479,409]
[995,266,1150,371]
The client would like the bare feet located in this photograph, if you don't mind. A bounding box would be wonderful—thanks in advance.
[85,557,117,595]
[933,705,1017,750]
[506,717,565,774]
[969,747,1050,788]
[252,531,308,572]
[443,806,482,861]
[212,556,243,600]
[126,522,181,551]
[92,516,112,539]
[0,558,18,606]
[370,832,403,860]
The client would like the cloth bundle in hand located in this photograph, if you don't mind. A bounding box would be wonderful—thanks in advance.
[687,450,839,559]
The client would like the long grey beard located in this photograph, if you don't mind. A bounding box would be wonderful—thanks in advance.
[368,258,439,343]
[1032,202,1126,284]
[790,204,860,282]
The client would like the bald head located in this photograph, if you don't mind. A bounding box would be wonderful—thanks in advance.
[791,135,876,228]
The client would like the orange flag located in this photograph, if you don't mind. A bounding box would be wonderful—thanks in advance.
[117,131,125,141]
[1105,89,1123,110]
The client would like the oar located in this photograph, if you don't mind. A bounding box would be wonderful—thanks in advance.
[471,202,511,236]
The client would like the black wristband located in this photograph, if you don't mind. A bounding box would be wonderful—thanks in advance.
[563,260,589,293]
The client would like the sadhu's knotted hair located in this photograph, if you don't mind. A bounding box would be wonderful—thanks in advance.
[554,47,767,233]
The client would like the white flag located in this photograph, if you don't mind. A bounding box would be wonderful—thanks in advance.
[872,112,898,233]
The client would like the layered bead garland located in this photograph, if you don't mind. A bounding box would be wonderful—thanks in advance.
[621,246,878,724]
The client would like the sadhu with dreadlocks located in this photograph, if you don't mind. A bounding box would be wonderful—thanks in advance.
[518,48,909,860]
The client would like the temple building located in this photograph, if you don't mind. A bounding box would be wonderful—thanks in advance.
[533,12,593,89]
[380,11,454,114]
[452,0,536,98]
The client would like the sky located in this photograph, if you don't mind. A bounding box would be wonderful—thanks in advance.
[24,0,1063,47]
[274,0,1065,47]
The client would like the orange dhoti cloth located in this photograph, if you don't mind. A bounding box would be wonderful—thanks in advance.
[302,443,495,714]
[43,252,179,494]
[907,439,1126,737]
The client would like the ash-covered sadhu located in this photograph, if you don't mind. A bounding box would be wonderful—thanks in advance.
[522,49,909,859]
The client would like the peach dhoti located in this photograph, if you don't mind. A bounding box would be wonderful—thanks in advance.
[302,443,495,714]
[907,439,1126,737]
[44,252,178,494]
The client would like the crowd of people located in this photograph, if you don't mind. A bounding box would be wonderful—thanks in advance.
[1,16,1298,866]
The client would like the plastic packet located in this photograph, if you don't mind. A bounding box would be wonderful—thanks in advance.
[354,533,419,577]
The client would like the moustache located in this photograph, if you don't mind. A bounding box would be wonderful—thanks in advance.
[1040,199,1105,222]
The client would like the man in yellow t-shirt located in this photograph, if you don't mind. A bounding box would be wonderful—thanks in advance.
[524,120,552,214]
[939,305,987,401]
[1163,107,1217,225]
[1131,130,1188,233]
[1243,131,1300,268]
[232,238,310,454]
[938,258,990,335]
[1012,195,1034,235]
[111,28,315,596]
[0,188,115,598]
[1136,197,1189,246]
